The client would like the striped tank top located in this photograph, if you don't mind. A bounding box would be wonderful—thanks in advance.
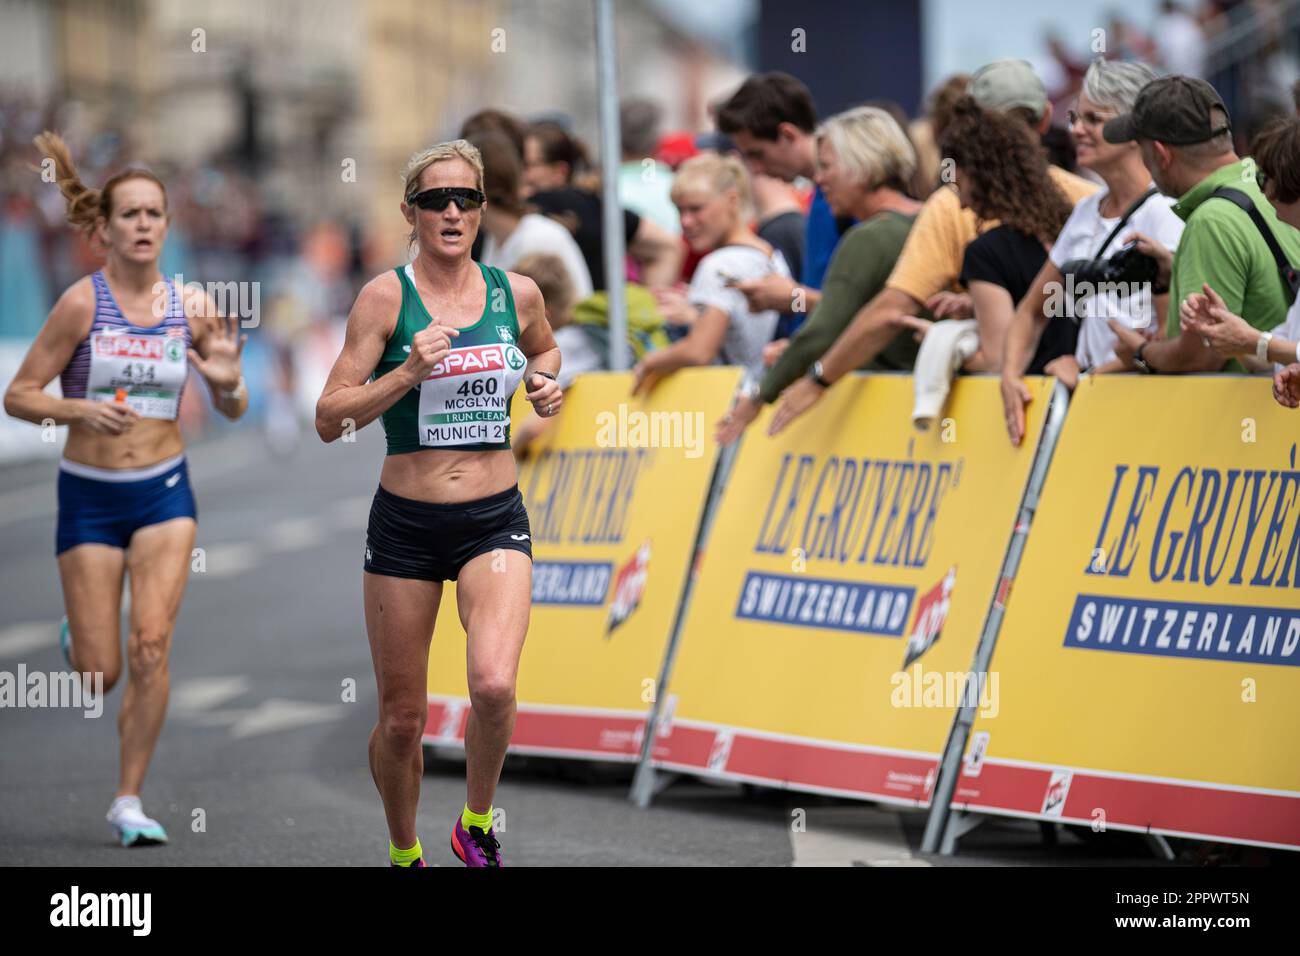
[61,271,192,420]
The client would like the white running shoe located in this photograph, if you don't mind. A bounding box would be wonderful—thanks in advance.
[107,795,168,847]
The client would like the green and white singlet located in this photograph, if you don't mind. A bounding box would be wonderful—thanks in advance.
[375,261,526,454]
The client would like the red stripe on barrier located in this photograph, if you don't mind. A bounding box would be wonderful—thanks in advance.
[953,761,1049,813]
[650,725,716,766]
[423,699,648,759]
[955,761,1300,848]
[654,726,938,806]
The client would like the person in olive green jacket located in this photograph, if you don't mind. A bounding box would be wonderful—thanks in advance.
[717,105,923,444]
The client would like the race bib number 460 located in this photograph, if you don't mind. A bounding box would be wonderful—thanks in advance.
[418,343,524,447]
[87,331,188,420]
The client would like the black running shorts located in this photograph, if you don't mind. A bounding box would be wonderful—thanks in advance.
[364,484,532,582]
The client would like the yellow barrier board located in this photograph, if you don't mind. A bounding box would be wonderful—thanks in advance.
[649,375,1054,805]
[424,367,741,759]
[957,376,1300,849]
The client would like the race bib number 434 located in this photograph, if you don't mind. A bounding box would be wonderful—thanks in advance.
[87,331,188,420]
[418,343,524,447]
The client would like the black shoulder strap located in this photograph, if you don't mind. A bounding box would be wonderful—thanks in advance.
[1093,186,1159,259]
[1208,187,1300,299]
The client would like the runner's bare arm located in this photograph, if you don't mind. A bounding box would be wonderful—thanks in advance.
[185,288,249,421]
[511,273,563,416]
[511,274,560,378]
[316,272,452,442]
[2,278,137,432]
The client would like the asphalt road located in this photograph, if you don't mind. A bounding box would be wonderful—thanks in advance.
[0,423,1165,867]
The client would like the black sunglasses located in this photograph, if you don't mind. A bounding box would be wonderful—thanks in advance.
[407,187,486,212]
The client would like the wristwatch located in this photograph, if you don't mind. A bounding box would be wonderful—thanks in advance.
[1256,331,1274,362]
[739,379,761,401]
[808,360,832,388]
[532,370,558,382]
[221,375,247,400]
[1133,344,1156,374]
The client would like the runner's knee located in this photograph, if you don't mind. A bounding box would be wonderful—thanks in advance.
[127,625,171,676]
[468,671,515,713]
[379,705,425,750]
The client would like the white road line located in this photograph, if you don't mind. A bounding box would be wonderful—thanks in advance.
[789,805,931,867]
[228,698,344,738]
[171,675,252,713]
[0,621,58,659]
[193,542,262,579]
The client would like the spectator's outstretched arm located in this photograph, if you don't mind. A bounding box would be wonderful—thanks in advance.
[631,306,727,394]
[1000,260,1061,445]
[766,286,922,436]
[817,286,923,381]
[1135,327,1228,373]
[1002,260,1060,379]
[965,280,1014,373]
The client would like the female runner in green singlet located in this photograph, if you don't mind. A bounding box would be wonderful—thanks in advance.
[316,139,561,867]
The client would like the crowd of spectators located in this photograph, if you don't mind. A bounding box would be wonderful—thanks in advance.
[7,0,1300,460]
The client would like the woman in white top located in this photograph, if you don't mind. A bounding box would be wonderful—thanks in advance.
[1001,59,1185,444]
[632,153,790,391]
[472,131,594,300]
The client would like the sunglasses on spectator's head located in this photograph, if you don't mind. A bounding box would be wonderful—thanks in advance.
[407,187,486,212]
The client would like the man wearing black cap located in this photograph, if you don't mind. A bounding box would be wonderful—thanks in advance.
[1102,75,1300,373]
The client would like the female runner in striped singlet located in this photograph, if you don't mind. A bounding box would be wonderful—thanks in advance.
[3,133,250,847]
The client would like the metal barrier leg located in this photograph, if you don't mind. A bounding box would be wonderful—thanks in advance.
[1144,832,1176,861]
[920,381,1072,855]
[938,808,987,855]
[629,432,743,809]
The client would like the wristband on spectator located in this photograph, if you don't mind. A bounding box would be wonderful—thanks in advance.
[808,360,832,388]
[1256,332,1273,363]
[1133,343,1156,374]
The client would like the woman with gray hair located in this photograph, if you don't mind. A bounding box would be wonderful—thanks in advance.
[1001,59,1186,444]
[716,105,923,443]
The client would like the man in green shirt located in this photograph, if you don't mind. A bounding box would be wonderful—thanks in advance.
[1102,75,1300,373]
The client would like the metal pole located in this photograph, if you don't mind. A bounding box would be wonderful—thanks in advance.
[594,0,629,371]
[919,380,1072,855]
[630,412,744,807]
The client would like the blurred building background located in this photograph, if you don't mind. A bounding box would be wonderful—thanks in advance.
[2,0,1300,460]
